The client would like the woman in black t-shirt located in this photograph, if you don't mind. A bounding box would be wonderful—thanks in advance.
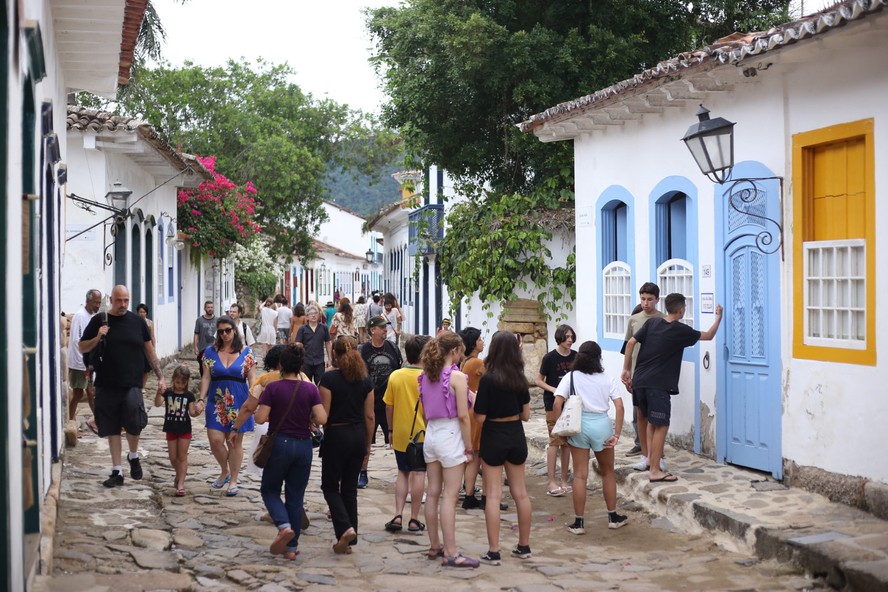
[473,331,533,565]
[318,336,374,554]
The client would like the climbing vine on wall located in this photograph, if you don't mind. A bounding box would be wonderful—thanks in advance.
[437,188,575,322]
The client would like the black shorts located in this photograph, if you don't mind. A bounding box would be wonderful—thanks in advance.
[479,420,528,467]
[635,387,671,426]
[95,386,148,437]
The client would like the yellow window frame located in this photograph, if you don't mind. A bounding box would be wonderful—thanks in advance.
[792,118,875,365]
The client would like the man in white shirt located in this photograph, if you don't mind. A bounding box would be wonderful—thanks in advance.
[276,297,293,343]
[228,303,255,346]
[68,289,102,431]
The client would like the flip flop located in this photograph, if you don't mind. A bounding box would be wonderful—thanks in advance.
[546,487,566,497]
[210,475,231,490]
[270,527,296,555]
[86,418,99,435]
[226,484,240,496]
[649,473,679,483]
[175,488,186,497]
[333,528,357,554]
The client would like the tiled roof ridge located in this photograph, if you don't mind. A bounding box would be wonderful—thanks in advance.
[519,0,887,132]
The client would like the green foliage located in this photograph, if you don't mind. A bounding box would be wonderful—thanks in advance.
[437,189,576,322]
[93,59,400,259]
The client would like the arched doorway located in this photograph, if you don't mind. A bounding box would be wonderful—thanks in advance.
[130,223,142,307]
[144,225,154,314]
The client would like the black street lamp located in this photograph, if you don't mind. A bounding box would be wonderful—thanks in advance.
[365,249,374,264]
[681,105,735,184]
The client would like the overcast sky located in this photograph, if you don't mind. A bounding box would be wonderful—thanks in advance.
[151,0,396,114]
[152,0,836,115]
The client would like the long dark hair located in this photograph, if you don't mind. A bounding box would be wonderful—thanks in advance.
[338,298,353,325]
[214,315,243,352]
[332,336,367,382]
[572,341,605,374]
[483,331,527,392]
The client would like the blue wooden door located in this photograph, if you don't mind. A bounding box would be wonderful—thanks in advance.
[719,171,782,478]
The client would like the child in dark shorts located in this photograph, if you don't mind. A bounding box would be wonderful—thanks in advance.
[155,365,199,496]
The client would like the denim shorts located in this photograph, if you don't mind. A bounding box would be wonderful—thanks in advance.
[567,412,614,452]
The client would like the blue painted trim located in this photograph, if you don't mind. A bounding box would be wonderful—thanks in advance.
[714,161,783,479]
[595,185,636,353]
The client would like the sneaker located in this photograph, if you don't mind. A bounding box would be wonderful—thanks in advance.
[632,456,650,471]
[103,470,124,488]
[608,513,629,529]
[627,445,642,456]
[357,470,368,489]
[511,544,532,559]
[128,456,143,480]
[462,495,481,510]
[567,518,585,535]
[479,550,501,566]
[659,458,667,472]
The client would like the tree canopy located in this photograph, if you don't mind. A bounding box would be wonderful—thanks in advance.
[109,59,399,258]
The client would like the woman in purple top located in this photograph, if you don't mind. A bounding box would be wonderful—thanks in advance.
[230,345,326,560]
[418,332,479,568]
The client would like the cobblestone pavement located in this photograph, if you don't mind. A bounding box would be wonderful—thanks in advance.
[35,358,822,592]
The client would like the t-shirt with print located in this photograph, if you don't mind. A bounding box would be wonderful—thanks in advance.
[474,373,530,419]
[162,389,196,434]
[623,310,666,373]
[538,349,577,411]
[258,378,322,439]
[194,315,217,353]
[382,366,424,452]
[359,340,403,403]
[632,317,701,392]
[81,310,150,389]
[319,370,373,425]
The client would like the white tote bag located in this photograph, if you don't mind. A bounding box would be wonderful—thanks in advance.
[552,371,582,437]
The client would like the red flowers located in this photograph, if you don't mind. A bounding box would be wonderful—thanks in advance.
[177,155,262,259]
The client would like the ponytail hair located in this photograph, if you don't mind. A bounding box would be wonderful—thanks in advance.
[420,332,464,382]
[572,341,604,374]
[332,335,367,382]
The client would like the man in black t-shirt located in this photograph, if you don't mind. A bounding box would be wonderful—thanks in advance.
[357,315,402,487]
[80,285,167,488]
[621,293,722,483]
[535,324,576,496]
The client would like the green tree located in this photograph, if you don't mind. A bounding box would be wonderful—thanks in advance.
[108,59,398,259]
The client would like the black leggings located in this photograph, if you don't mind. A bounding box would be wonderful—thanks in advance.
[373,398,389,444]
[321,424,366,542]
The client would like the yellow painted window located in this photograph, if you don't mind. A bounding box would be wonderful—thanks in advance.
[793,119,875,365]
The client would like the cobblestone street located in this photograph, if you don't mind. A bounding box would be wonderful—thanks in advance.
[31,357,826,592]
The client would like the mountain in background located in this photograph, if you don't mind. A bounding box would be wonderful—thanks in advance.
[324,165,402,217]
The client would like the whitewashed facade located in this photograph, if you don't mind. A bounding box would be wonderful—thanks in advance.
[522,0,888,503]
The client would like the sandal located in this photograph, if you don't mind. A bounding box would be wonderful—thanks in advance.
[407,518,425,532]
[442,553,480,568]
[283,549,300,560]
[426,546,444,560]
[210,475,231,490]
[384,514,403,532]
[333,528,357,554]
[225,484,240,497]
[175,488,186,497]
[545,487,565,497]
[270,527,296,555]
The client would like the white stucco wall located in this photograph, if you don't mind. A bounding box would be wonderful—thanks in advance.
[569,18,888,482]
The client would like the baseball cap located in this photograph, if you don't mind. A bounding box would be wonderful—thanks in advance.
[368,315,387,328]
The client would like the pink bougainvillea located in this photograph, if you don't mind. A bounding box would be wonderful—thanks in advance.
[176,156,262,259]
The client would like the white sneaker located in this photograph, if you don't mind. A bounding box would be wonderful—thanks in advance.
[659,458,667,472]
[632,456,649,471]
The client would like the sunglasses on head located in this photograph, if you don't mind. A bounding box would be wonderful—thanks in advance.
[219,327,234,335]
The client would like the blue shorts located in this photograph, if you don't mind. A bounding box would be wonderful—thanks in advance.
[394,450,426,473]
[635,388,671,426]
[567,412,614,452]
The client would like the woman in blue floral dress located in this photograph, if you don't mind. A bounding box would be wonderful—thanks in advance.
[197,315,257,496]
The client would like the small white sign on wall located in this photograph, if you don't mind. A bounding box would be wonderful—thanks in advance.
[577,205,594,227]
[701,292,714,314]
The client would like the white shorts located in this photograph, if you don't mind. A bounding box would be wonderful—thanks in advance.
[423,418,467,469]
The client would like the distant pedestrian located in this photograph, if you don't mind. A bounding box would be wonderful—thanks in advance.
[437,318,453,335]
[474,331,533,565]
[276,297,292,343]
[382,293,402,345]
[155,365,199,497]
[228,303,256,347]
[256,298,278,359]
[79,285,166,488]
[137,303,157,388]
[383,334,431,534]
[319,336,374,554]
[193,300,217,377]
[324,301,337,327]
[418,332,478,568]
[367,292,384,329]
[458,327,486,509]
[235,345,327,560]
[555,341,627,533]
[198,315,257,497]
[353,296,368,342]
[331,298,356,339]
[622,293,723,482]
[535,324,576,497]
[68,289,102,433]
[295,304,333,384]
[288,303,307,345]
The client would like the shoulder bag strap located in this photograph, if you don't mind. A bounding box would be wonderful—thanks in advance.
[569,371,575,398]
[268,379,300,436]
[408,397,421,439]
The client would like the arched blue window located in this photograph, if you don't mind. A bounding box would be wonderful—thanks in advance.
[596,186,636,349]
[651,178,698,328]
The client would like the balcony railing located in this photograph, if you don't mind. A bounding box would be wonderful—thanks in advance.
[408,204,444,256]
